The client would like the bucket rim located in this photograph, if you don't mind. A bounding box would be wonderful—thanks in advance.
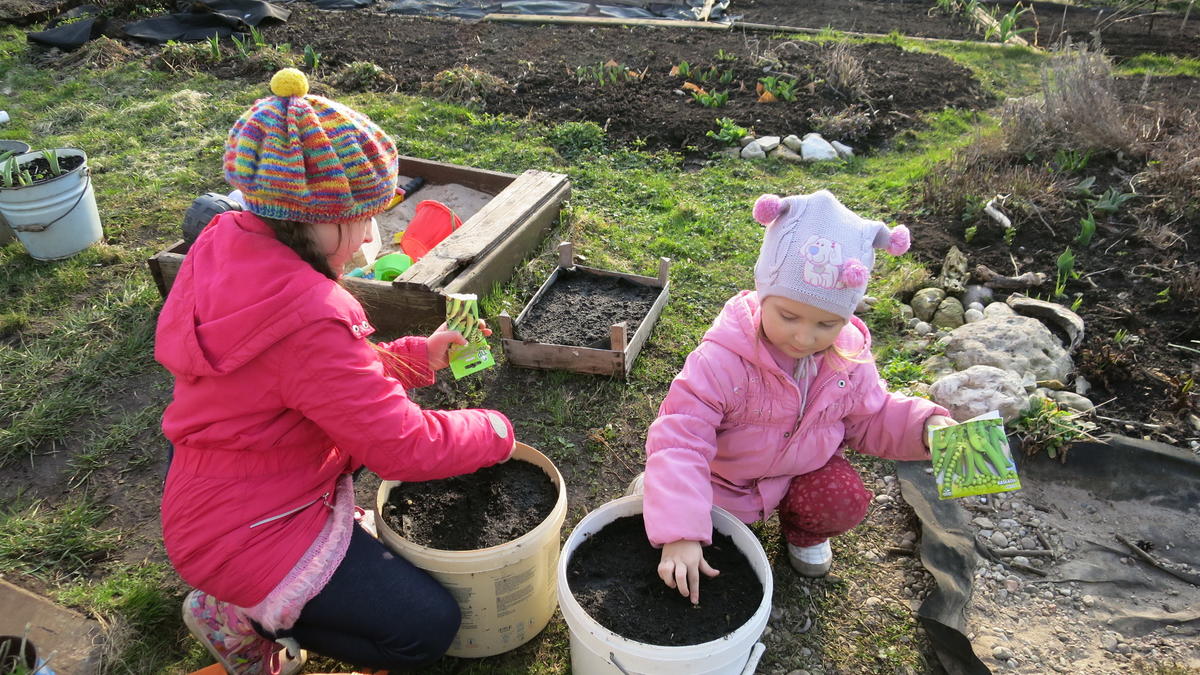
[376,442,568,556]
[556,494,774,654]
[0,148,88,192]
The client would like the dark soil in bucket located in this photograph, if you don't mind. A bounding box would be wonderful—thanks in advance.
[380,460,557,550]
[566,514,763,646]
[12,154,84,184]
[516,269,661,348]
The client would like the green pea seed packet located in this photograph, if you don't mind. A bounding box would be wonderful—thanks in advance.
[928,411,1022,500]
[445,293,495,379]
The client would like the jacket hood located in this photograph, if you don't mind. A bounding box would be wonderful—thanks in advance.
[155,211,359,377]
[703,290,870,367]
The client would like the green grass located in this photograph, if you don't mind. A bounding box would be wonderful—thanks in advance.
[0,22,1057,674]
[1117,53,1200,78]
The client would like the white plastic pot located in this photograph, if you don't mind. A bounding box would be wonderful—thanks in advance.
[557,495,772,675]
[0,149,102,260]
[375,442,567,658]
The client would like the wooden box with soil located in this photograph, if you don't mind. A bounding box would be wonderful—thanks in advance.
[557,495,772,674]
[374,443,567,658]
[147,156,570,335]
[498,241,669,378]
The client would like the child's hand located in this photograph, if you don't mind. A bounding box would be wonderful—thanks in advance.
[426,320,492,371]
[924,415,957,448]
[659,539,720,605]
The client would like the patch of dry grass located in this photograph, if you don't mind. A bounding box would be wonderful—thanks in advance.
[818,41,870,103]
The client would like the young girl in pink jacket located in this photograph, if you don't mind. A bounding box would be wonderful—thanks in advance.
[155,69,515,674]
[639,190,955,604]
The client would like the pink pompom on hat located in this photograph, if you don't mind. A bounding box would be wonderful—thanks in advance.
[752,190,910,319]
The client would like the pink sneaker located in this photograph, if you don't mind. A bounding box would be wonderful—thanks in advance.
[182,590,306,675]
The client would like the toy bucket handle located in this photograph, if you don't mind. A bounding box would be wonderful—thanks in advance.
[10,167,91,233]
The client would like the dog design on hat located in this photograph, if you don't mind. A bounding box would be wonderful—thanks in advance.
[800,235,845,289]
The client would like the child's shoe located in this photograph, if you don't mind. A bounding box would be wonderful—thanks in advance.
[787,540,832,577]
[182,589,307,675]
[624,472,645,497]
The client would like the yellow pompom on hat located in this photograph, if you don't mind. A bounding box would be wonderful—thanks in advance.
[269,68,310,98]
[224,68,398,223]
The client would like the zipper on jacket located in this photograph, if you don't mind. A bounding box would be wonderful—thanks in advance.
[249,492,331,528]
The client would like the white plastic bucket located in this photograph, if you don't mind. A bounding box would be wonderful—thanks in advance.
[0,149,102,260]
[557,495,772,675]
[375,442,567,658]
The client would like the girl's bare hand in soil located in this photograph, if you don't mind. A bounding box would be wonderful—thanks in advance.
[426,320,492,370]
[659,539,720,605]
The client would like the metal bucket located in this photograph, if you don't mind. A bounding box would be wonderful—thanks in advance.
[0,149,102,260]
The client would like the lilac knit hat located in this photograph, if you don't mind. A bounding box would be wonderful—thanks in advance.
[224,69,398,223]
[752,190,910,319]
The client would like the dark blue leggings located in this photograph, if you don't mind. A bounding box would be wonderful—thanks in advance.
[262,524,461,670]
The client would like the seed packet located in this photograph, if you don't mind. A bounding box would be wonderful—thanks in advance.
[928,411,1022,500]
[445,293,495,379]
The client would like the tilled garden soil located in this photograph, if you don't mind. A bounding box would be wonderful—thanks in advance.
[380,460,557,550]
[515,270,662,348]
[566,514,763,646]
[258,5,990,155]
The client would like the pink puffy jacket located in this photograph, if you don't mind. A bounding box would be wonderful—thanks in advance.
[155,211,513,607]
[643,291,948,546]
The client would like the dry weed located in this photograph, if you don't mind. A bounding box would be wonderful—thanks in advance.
[818,41,869,102]
[1001,43,1134,157]
[58,36,135,69]
[420,66,509,107]
[809,105,873,142]
[1167,267,1200,306]
[329,61,396,92]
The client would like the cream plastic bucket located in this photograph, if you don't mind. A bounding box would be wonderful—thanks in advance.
[0,149,102,260]
[375,442,567,658]
[557,495,772,675]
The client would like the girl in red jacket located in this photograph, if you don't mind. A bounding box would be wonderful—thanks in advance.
[155,69,515,674]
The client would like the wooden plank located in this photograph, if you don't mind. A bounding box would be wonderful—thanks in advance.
[442,176,571,296]
[558,241,574,270]
[610,322,628,352]
[513,267,562,326]
[500,339,624,376]
[341,276,442,335]
[497,312,515,339]
[483,13,731,30]
[623,282,670,376]
[147,240,187,298]
[397,156,515,194]
[573,263,664,289]
[699,0,716,21]
[405,169,568,290]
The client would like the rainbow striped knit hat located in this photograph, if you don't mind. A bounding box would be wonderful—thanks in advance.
[224,69,398,223]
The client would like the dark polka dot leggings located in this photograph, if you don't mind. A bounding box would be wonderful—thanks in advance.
[779,454,873,547]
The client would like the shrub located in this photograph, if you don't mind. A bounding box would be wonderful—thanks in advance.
[546,121,605,159]
[818,42,868,102]
[330,61,396,93]
[421,66,509,107]
[1001,43,1134,158]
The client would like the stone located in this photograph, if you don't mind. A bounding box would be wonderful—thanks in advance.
[962,284,994,307]
[756,135,781,151]
[830,140,854,158]
[983,301,1015,319]
[993,645,1014,660]
[972,516,996,529]
[1048,390,1095,412]
[782,134,802,151]
[990,532,1009,547]
[964,308,984,323]
[874,494,894,504]
[911,287,946,322]
[739,135,756,147]
[913,321,933,336]
[1004,578,1021,592]
[0,580,103,674]
[923,354,957,379]
[800,132,839,162]
[931,297,966,330]
[1006,293,1086,352]
[1101,633,1119,651]
[936,246,970,293]
[768,145,803,162]
[930,365,1029,423]
[942,315,1075,384]
[741,141,766,159]
[899,303,914,321]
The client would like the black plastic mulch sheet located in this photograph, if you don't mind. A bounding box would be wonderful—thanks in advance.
[27,4,105,50]
[897,435,1200,675]
[366,0,731,21]
[122,0,291,43]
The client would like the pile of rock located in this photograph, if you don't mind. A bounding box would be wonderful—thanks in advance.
[722,132,854,162]
[878,246,1094,423]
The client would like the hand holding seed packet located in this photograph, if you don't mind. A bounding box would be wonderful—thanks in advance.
[445,293,495,379]
[928,411,1022,500]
